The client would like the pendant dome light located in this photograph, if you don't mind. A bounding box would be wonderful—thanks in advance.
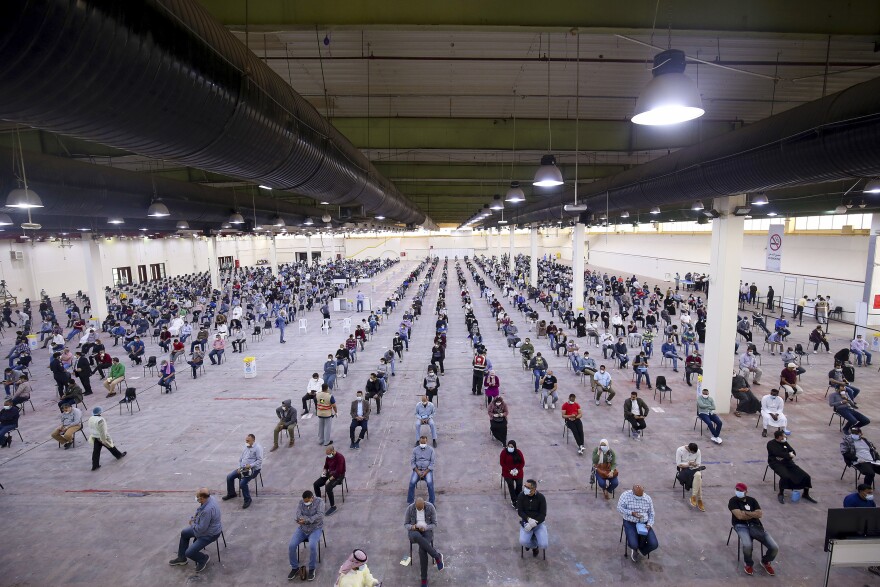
[505,181,526,203]
[632,49,704,126]
[6,129,44,209]
[751,193,769,206]
[864,178,880,194]
[506,91,527,203]
[490,194,504,210]
[175,220,190,230]
[691,200,705,211]
[533,34,563,187]
[228,211,245,224]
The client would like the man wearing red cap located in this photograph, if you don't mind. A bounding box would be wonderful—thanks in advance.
[728,482,779,577]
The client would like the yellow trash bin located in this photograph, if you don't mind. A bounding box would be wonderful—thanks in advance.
[243,356,257,379]
[26,334,38,351]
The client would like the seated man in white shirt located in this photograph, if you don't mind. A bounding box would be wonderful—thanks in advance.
[850,334,873,367]
[760,388,789,438]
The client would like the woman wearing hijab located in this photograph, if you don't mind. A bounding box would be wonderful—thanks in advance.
[334,549,380,587]
[483,370,500,407]
[500,440,525,508]
[592,439,619,499]
[488,395,509,445]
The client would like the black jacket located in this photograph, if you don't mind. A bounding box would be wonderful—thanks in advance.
[517,491,547,525]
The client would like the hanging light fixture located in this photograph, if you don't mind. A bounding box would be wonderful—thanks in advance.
[505,181,526,203]
[650,206,661,215]
[6,129,44,209]
[107,217,125,225]
[691,200,705,211]
[303,217,315,226]
[271,215,286,227]
[176,220,190,230]
[228,211,245,224]
[221,222,232,229]
[632,49,704,126]
[834,204,847,214]
[490,194,504,210]
[863,179,880,194]
[620,210,630,219]
[751,193,769,206]
[147,199,170,217]
[505,91,526,204]
[0,213,13,226]
[533,34,563,188]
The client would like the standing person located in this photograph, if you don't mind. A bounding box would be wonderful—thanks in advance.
[500,440,525,508]
[561,393,586,455]
[404,498,445,586]
[313,444,346,516]
[349,390,370,449]
[271,399,298,452]
[287,490,325,582]
[316,384,337,446]
[87,406,126,471]
[471,349,487,395]
[429,344,445,376]
[517,479,549,556]
[168,487,222,574]
[766,286,775,311]
[222,433,263,509]
[73,350,93,396]
[675,443,706,512]
[728,483,779,577]
[697,389,723,444]
[488,396,509,446]
[592,439,619,500]
[422,366,440,404]
[356,290,365,313]
[334,549,381,587]
[617,485,659,561]
[275,312,286,343]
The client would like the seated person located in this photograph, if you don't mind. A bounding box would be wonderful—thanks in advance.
[58,380,84,409]
[778,363,803,401]
[230,332,247,353]
[408,435,436,504]
[729,483,779,576]
[767,430,816,504]
[0,398,20,447]
[661,339,681,371]
[697,389,723,444]
[50,404,83,449]
[829,362,860,399]
[843,483,876,509]
[617,485,659,560]
[613,338,629,369]
[676,442,706,511]
[632,352,651,390]
[732,373,761,416]
[828,385,870,434]
[765,331,784,355]
[760,388,789,437]
[780,347,805,375]
[158,360,175,393]
[127,337,145,365]
[623,391,649,440]
[517,478,549,555]
[208,335,225,365]
[170,339,185,363]
[187,348,204,379]
[592,439,619,500]
[840,427,879,489]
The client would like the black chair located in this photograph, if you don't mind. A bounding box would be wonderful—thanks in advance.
[520,544,546,560]
[653,376,671,404]
[251,327,262,342]
[252,470,265,497]
[297,529,328,563]
[763,464,778,491]
[840,461,865,489]
[281,424,302,441]
[727,526,765,562]
[57,424,88,448]
[119,387,140,415]
[214,530,227,563]
[693,412,704,436]
[143,356,158,376]
[409,536,435,565]
[2,427,24,446]
[619,522,650,559]
[828,411,844,431]
[590,467,617,499]
[671,470,687,498]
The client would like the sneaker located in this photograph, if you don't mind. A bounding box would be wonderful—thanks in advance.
[195,553,210,573]
[307,569,316,581]
[605,400,612,406]
[577,446,585,455]
[744,564,754,576]
[551,403,556,409]
[353,442,361,449]
[433,439,437,447]
[221,493,237,501]
[761,562,776,576]
[325,506,338,516]
[168,557,188,566]
[777,494,785,504]
[349,443,356,449]
[630,549,640,562]
[543,403,548,410]
[716,437,723,444]
[803,494,818,504]
[288,568,298,581]
[436,552,445,570]
[595,400,600,405]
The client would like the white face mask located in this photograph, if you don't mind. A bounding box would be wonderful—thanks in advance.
[735,491,746,499]
[357,397,363,402]
[599,445,609,453]
[852,434,861,440]
[867,494,875,501]
[507,447,514,453]
[419,443,427,449]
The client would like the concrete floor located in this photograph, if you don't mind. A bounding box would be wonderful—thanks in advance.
[0,258,878,587]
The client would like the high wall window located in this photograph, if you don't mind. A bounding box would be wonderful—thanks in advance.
[794,213,872,231]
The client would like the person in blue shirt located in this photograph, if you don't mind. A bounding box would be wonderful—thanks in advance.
[843,484,875,508]
[169,487,222,573]
[661,339,681,372]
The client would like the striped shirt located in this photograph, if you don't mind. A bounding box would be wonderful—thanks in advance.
[617,490,655,526]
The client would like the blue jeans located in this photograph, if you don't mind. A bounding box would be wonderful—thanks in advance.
[845,385,861,399]
[836,407,871,433]
[356,301,363,312]
[699,413,723,437]
[0,425,17,445]
[622,520,658,556]
[416,418,437,441]
[635,370,651,389]
[734,524,778,566]
[178,527,218,564]
[400,334,409,350]
[532,369,546,392]
[683,341,699,356]
[595,472,619,493]
[226,468,258,502]
[278,325,285,342]
[324,372,336,390]
[65,329,81,342]
[408,471,435,504]
[853,349,872,366]
[288,526,322,571]
[209,349,224,364]
[518,522,549,549]
[664,353,678,370]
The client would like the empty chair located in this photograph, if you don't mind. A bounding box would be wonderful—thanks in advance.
[299,318,308,334]
[251,326,262,342]
[143,356,158,376]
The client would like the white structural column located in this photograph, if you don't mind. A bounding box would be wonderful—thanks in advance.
[862,214,880,328]
[702,195,746,413]
[269,235,279,275]
[307,236,313,265]
[83,238,109,321]
[206,236,221,293]
[530,228,538,285]
[572,223,586,312]
[508,226,515,273]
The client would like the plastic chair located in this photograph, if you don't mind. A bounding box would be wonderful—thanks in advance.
[299,319,308,334]
[119,387,141,415]
[321,319,331,334]
[143,356,157,376]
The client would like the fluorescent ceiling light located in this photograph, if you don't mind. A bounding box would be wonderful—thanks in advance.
[258,185,272,190]
[620,210,630,218]
[375,215,386,220]
[632,50,704,126]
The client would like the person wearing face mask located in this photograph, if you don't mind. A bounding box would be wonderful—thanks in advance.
[617,484,658,561]
[302,373,324,418]
[840,427,879,488]
[422,367,440,404]
[728,483,778,577]
[271,399,298,452]
[415,395,438,447]
[623,392,649,440]
[365,373,385,415]
[517,479,549,557]
[168,487,222,573]
[334,548,380,587]
[675,443,706,511]
[500,440,525,507]
[697,389,723,444]
[408,435,436,504]
[844,483,876,508]
[488,396,509,446]
[313,444,346,517]
[288,490,325,582]
[539,370,558,410]
[349,391,370,449]
[767,430,816,504]
[828,384,870,434]
[222,433,262,509]
[778,363,803,402]
[828,362,860,400]
[738,348,762,385]
[561,393,586,454]
[592,439,619,500]
[594,365,615,406]
[731,372,761,416]
[404,498,445,586]
[760,389,789,437]
[0,398,21,447]
[158,359,175,394]
[483,370,501,407]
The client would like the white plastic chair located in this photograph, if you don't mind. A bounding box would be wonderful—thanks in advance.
[342,317,352,333]
[321,319,331,334]
[298,318,308,334]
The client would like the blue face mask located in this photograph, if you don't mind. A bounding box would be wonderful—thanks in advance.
[735,491,746,499]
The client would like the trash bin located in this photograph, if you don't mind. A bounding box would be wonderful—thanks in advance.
[26,334,38,351]
[243,356,257,379]
[872,333,880,352]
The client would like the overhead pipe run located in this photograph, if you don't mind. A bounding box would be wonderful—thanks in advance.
[497,76,880,227]
[0,0,434,229]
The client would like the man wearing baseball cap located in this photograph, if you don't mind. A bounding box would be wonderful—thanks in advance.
[778,363,803,402]
[728,482,779,577]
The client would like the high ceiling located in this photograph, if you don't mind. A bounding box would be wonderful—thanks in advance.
[3,0,880,228]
